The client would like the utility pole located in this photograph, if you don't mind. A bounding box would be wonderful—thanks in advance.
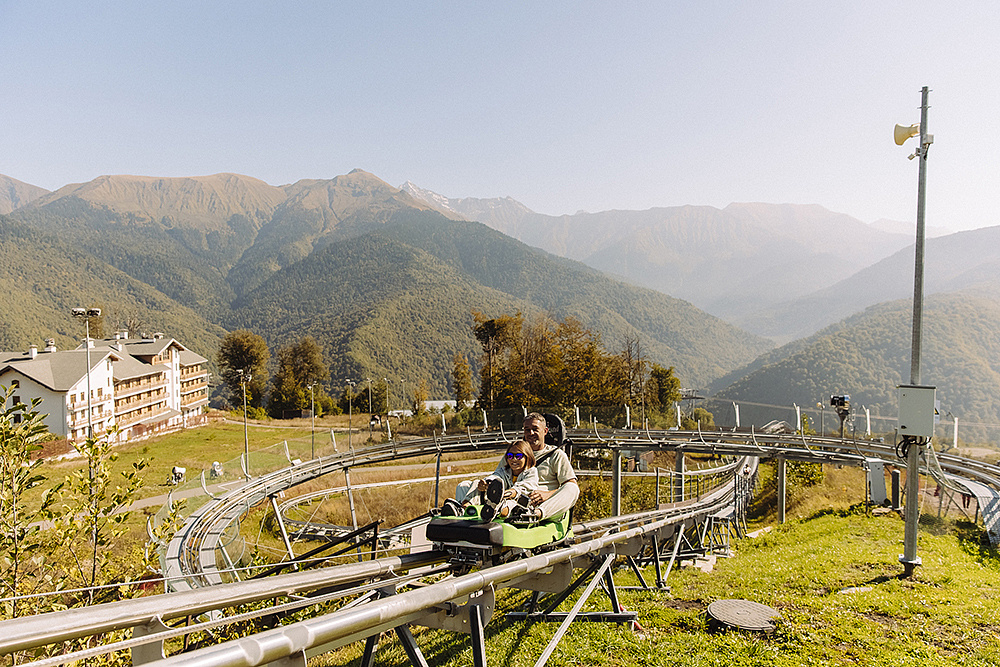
[307,383,315,459]
[238,368,252,479]
[895,86,935,577]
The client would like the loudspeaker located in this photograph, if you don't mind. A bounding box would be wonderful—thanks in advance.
[894,123,920,146]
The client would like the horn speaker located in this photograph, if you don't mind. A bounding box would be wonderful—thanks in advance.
[894,123,920,146]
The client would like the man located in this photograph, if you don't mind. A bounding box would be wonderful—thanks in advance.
[521,412,578,521]
[440,412,579,522]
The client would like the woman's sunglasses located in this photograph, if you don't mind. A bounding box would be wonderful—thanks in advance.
[505,452,526,460]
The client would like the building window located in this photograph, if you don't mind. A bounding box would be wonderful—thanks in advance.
[11,380,18,388]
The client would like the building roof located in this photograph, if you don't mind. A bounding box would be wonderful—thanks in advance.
[179,349,208,366]
[0,349,114,392]
[96,336,187,358]
[111,353,163,381]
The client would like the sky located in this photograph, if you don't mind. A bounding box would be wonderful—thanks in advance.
[3,2,999,233]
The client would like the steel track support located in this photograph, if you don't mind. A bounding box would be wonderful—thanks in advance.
[470,603,487,667]
[623,555,650,590]
[612,449,622,517]
[651,534,665,588]
[662,524,685,582]
[532,554,622,667]
[507,554,637,629]
[270,495,298,569]
[396,624,429,667]
[360,634,379,667]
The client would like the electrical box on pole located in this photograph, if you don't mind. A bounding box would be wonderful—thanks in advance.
[898,384,936,438]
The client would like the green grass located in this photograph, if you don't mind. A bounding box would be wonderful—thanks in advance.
[314,511,1000,667]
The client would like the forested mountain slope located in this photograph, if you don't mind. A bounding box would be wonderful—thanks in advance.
[0,214,227,358]
[230,216,774,393]
[713,291,1000,433]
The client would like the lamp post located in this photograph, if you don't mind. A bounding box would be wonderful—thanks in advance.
[71,307,101,440]
[895,85,934,577]
[383,377,390,415]
[816,402,825,436]
[346,380,356,450]
[237,368,252,479]
[307,383,316,459]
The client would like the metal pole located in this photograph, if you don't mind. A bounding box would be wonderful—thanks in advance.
[239,369,251,480]
[612,449,622,517]
[434,452,442,508]
[85,318,93,439]
[674,450,685,502]
[777,457,787,524]
[902,85,931,577]
[346,380,356,452]
[309,384,315,459]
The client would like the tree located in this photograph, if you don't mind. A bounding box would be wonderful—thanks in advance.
[0,389,61,618]
[267,336,330,418]
[648,364,682,410]
[413,379,429,414]
[473,312,523,409]
[451,354,473,407]
[217,330,270,409]
[682,407,715,430]
[552,317,606,406]
[57,427,147,605]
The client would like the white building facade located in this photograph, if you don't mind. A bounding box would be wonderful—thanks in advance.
[0,333,209,444]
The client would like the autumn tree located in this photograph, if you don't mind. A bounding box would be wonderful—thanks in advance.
[217,330,270,409]
[619,333,648,409]
[413,379,429,414]
[451,354,473,407]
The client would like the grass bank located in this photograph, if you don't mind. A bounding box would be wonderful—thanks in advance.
[314,510,1000,667]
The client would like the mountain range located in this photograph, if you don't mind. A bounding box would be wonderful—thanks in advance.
[3,169,999,435]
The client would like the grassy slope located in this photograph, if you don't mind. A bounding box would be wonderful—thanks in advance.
[311,512,1000,667]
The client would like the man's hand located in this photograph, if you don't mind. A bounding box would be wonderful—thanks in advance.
[528,488,555,505]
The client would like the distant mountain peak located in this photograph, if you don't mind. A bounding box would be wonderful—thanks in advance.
[24,173,287,229]
[0,174,49,214]
[399,181,535,230]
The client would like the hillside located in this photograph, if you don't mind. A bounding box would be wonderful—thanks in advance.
[227,170,463,296]
[0,213,226,360]
[0,174,48,214]
[713,291,1000,436]
[231,215,774,393]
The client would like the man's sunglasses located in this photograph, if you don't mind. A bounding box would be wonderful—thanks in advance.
[505,452,526,460]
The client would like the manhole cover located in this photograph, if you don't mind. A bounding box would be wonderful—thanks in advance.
[706,599,779,632]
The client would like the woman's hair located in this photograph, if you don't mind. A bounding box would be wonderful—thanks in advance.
[505,439,536,469]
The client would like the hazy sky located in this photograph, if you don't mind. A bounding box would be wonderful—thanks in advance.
[3,2,998,232]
